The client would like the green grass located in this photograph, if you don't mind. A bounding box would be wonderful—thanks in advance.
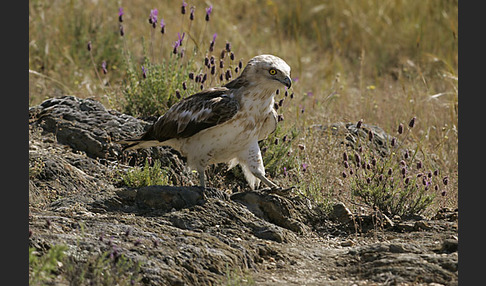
[62,248,143,285]
[121,157,170,188]
[29,244,68,285]
[29,0,458,214]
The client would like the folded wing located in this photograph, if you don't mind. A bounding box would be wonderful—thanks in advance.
[140,87,239,142]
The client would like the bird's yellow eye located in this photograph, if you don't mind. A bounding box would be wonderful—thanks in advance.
[269,68,277,75]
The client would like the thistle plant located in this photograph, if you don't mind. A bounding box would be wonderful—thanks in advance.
[341,117,449,217]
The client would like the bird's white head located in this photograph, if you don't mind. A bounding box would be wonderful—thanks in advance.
[242,54,292,90]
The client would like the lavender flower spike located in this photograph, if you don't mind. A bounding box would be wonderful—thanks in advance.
[208,33,217,52]
[205,5,213,21]
[172,40,180,54]
[181,1,187,14]
[149,9,158,27]
[160,19,165,34]
[190,6,195,21]
[101,61,107,74]
[177,32,185,46]
[142,66,147,79]
[118,7,124,22]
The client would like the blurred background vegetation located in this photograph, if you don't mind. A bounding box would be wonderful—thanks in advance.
[29,0,458,214]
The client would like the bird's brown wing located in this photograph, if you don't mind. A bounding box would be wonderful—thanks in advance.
[140,87,239,142]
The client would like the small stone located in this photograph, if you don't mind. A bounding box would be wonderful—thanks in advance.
[414,221,431,230]
[441,238,458,253]
[341,240,354,247]
[330,202,353,224]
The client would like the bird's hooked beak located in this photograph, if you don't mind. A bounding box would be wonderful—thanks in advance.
[280,76,292,89]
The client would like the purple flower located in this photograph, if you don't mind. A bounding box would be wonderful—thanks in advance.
[160,19,165,34]
[190,6,195,21]
[302,163,308,172]
[149,9,158,28]
[225,69,232,81]
[283,167,288,177]
[142,66,147,79]
[118,7,124,22]
[343,152,348,162]
[368,130,374,141]
[205,5,213,21]
[409,116,416,128]
[416,161,422,169]
[172,33,185,54]
[398,123,404,134]
[307,91,314,97]
[178,32,185,45]
[181,1,187,14]
[101,61,107,74]
[173,41,180,54]
[209,33,217,52]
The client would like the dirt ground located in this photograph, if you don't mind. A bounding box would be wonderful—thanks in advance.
[29,96,458,285]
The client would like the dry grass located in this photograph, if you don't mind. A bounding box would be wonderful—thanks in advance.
[29,0,458,213]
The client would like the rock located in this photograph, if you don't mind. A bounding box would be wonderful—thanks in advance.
[136,185,204,211]
[347,242,457,285]
[134,185,229,212]
[29,95,189,185]
[330,202,353,224]
[230,191,307,234]
[329,203,394,232]
[312,122,396,157]
[441,238,458,253]
[432,207,458,222]
[30,96,145,160]
[414,220,432,230]
[340,240,354,247]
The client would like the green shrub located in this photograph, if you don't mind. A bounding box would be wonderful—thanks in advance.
[63,249,142,285]
[341,117,448,217]
[29,244,68,285]
[261,124,300,178]
[121,157,170,188]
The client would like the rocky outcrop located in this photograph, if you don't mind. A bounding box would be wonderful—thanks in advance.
[29,96,458,285]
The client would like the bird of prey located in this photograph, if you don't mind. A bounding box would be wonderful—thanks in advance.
[119,54,292,190]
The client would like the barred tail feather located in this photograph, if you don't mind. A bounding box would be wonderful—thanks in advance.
[118,139,161,151]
